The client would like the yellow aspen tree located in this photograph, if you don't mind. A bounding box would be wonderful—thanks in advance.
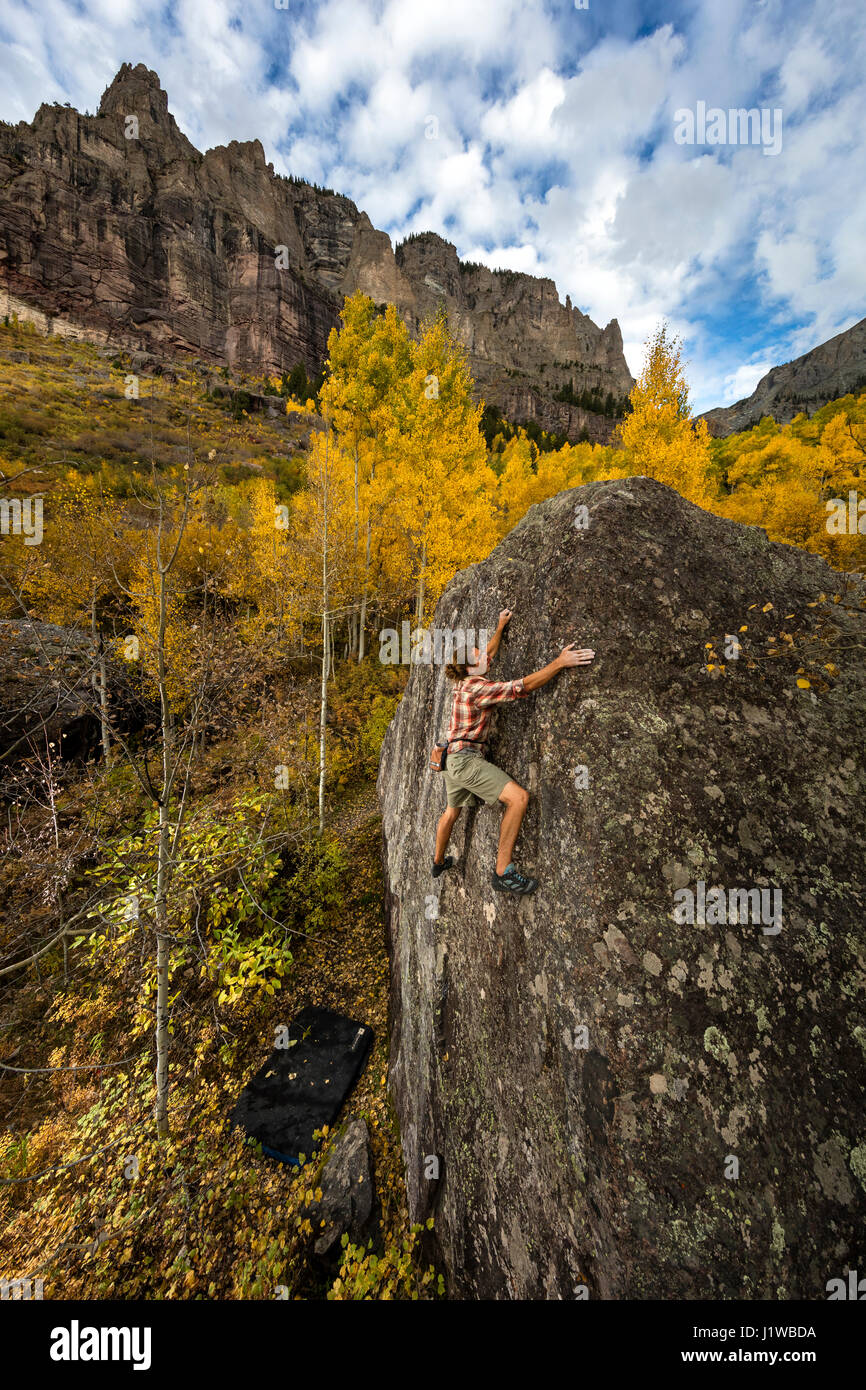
[389,311,497,623]
[281,428,354,829]
[619,323,711,505]
[128,527,197,711]
[494,433,603,536]
[818,411,865,496]
[18,477,128,757]
[105,464,201,1137]
[319,294,413,658]
[243,476,307,651]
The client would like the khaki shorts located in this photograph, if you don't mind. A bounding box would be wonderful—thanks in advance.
[443,751,512,808]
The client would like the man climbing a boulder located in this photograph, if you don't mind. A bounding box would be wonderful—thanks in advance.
[433,609,594,895]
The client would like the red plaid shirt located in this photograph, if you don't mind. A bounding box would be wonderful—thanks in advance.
[446,675,528,754]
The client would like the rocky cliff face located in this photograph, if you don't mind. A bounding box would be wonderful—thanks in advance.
[378,477,866,1299]
[0,63,632,442]
[393,235,632,442]
[702,317,866,437]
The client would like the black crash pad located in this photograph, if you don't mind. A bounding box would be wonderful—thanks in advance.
[230,1006,373,1166]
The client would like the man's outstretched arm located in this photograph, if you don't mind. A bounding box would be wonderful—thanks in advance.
[522,642,595,691]
[480,609,512,664]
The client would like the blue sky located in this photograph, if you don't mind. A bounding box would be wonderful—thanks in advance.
[1,0,864,411]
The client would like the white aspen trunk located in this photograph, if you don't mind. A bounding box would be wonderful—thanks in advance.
[90,587,111,759]
[98,653,110,760]
[415,537,427,625]
[358,446,376,663]
[358,518,371,662]
[44,733,59,850]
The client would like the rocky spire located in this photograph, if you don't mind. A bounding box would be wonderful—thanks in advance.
[97,62,197,158]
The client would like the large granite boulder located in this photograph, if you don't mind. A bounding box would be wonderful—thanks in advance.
[378,476,866,1299]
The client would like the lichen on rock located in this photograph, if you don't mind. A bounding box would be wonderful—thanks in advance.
[379,476,866,1299]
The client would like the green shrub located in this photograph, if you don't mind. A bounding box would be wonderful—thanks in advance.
[327,1221,445,1300]
[79,790,303,1012]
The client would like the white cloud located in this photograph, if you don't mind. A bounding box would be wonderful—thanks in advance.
[778,31,837,112]
[480,68,566,153]
[0,0,863,412]
[721,361,774,404]
[755,232,819,303]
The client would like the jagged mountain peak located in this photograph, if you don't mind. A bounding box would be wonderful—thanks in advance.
[702,316,866,436]
[0,64,634,441]
[98,62,170,118]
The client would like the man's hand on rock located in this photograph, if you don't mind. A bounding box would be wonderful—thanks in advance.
[498,609,513,628]
[558,642,595,668]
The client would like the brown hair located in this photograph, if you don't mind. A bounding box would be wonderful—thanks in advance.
[444,662,470,682]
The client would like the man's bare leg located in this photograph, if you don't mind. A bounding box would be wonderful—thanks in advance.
[434,805,462,865]
[496,781,529,874]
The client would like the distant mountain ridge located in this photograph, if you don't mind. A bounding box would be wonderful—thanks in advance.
[0,62,633,443]
[702,316,866,437]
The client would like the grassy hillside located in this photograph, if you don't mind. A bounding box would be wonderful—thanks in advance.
[0,318,312,499]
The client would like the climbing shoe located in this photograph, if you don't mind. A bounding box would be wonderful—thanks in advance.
[432,855,455,878]
[492,865,538,895]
